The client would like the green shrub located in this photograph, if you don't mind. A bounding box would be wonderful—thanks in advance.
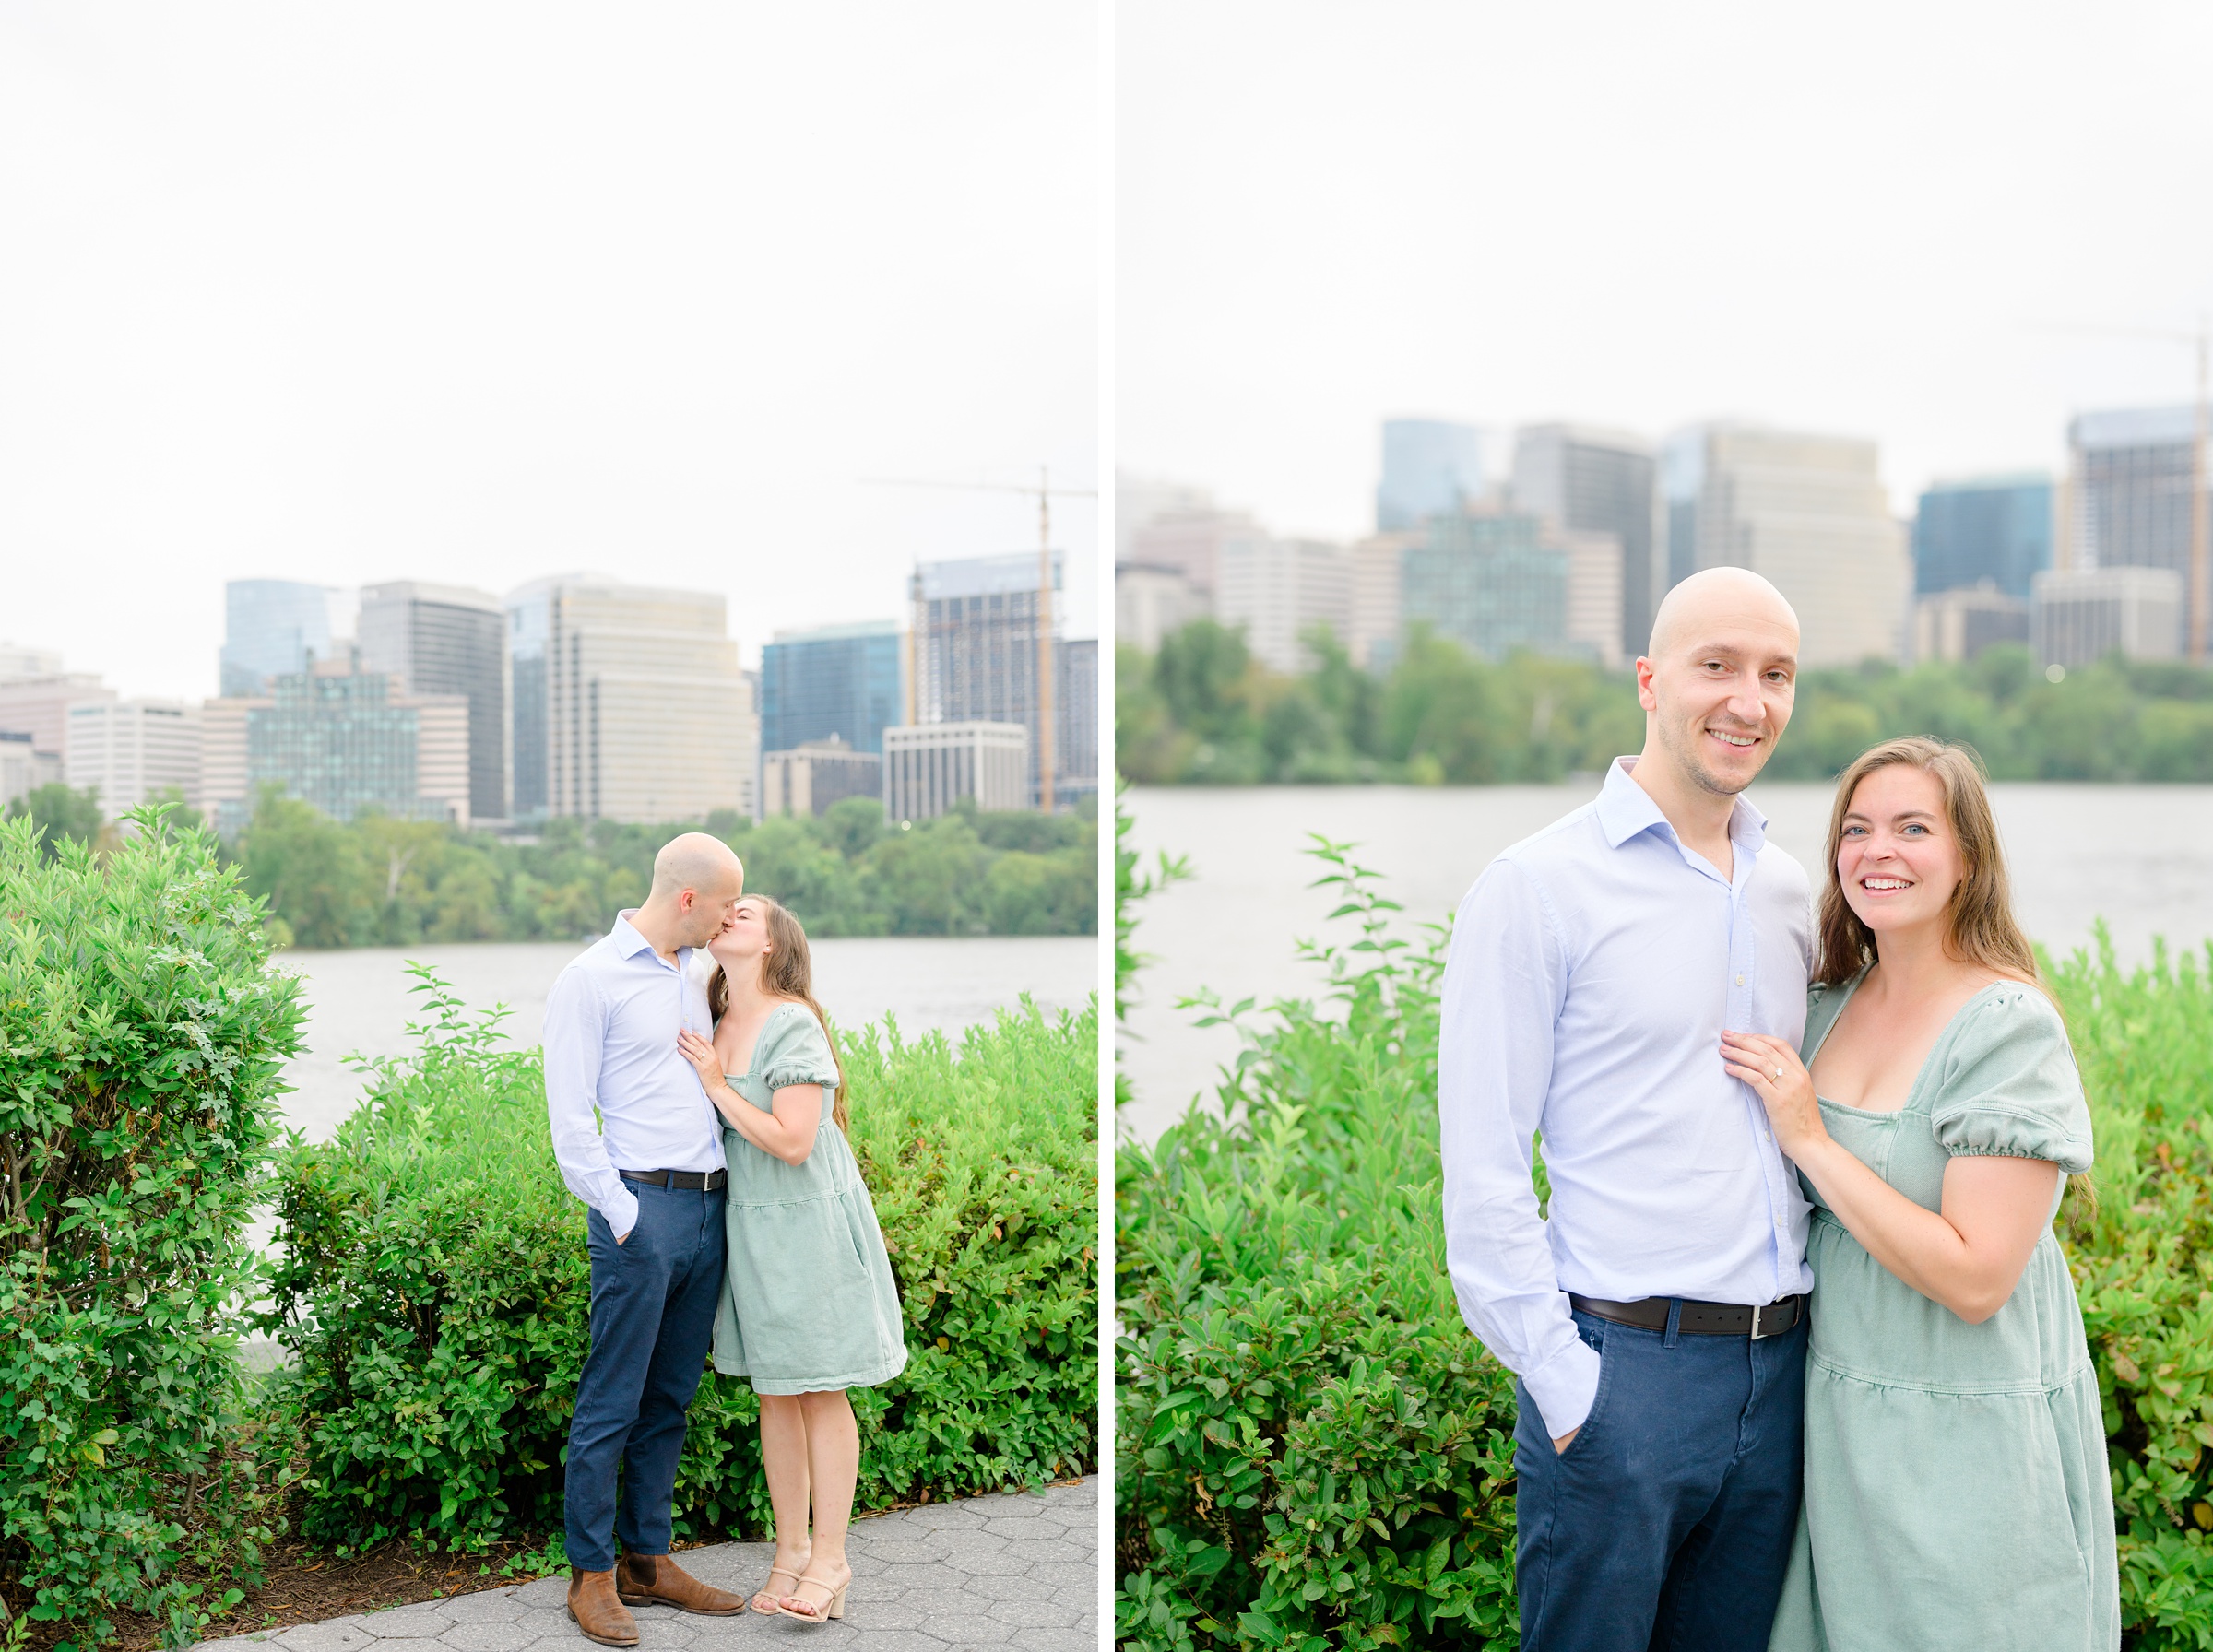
[263,971,1099,1552]
[1115,841,2213,1650]
[0,808,303,1647]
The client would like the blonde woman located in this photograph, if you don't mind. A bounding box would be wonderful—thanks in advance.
[676,894,906,1625]
[1719,738,2118,1650]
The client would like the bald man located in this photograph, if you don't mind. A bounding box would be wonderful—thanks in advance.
[546,833,749,1643]
[1438,570,1815,1650]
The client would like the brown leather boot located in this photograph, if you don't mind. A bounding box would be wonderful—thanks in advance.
[616,1551,749,1615]
[567,1568,640,1646]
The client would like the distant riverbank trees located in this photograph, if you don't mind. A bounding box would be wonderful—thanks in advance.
[1116,620,2213,785]
[3,785,1096,947]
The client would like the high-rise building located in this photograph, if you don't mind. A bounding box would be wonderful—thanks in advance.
[1401,512,1568,661]
[1348,533,1414,671]
[1913,474,2053,599]
[1512,424,1662,659]
[358,581,511,823]
[0,643,63,681]
[1662,424,1910,667]
[1214,535,1355,676]
[200,660,469,834]
[219,580,356,697]
[761,737,882,819]
[1113,564,1205,654]
[504,576,753,824]
[912,551,1070,810]
[0,673,115,761]
[2065,406,2207,656]
[1913,587,2031,664]
[1559,529,1626,670]
[2032,567,2184,668]
[1378,419,1486,532]
[1057,636,1099,805]
[1116,473,1216,564]
[0,733,63,810]
[882,722,1029,821]
[758,620,905,759]
[1124,506,1256,601]
[65,701,202,819]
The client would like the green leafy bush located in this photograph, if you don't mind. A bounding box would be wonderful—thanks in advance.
[0,808,303,1647]
[263,971,1099,1552]
[1115,842,2213,1650]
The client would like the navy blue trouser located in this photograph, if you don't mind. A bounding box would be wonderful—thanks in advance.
[563,1177,727,1572]
[1513,1304,1807,1652]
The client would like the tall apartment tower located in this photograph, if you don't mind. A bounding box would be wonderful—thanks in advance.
[1213,535,1355,676]
[1662,423,1910,667]
[505,576,755,824]
[358,581,510,824]
[911,551,1077,810]
[1512,424,1662,661]
[1913,474,2053,599]
[1377,419,1486,531]
[759,620,905,758]
[65,701,202,818]
[2065,407,2207,656]
[219,580,357,696]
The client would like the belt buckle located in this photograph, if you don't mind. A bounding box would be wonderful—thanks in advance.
[1749,1303,1769,1340]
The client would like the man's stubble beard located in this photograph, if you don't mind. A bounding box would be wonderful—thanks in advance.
[1656,706,1759,799]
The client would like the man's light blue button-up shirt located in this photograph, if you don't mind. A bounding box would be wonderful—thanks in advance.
[1438,757,1814,1436]
[544,910,725,1239]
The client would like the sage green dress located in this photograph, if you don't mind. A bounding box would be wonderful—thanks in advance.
[709,1004,908,1394]
[1769,974,2117,1652]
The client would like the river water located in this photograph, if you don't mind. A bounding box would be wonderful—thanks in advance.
[1117,783,2213,1144]
[276,934,1101,1141]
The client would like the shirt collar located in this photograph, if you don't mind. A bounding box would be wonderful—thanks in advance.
[610,909,687,967]
[1596,755,1771,862]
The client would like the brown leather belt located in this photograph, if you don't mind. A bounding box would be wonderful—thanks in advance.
[1569,1292,1805,1340]
[621,1167,728,1192]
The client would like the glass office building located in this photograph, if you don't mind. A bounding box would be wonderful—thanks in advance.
[759,620,905,757]
[245,671,431,824]
[1913,474,2053,598]
[1377,419,1486,532]
[914,551,1069,809]
[219,580,352,697]
[359,581,508,821]
[1401,513,1568,660]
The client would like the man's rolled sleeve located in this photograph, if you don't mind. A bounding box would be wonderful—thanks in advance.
[1438,857,1601,1437]
[543,966,638,1239]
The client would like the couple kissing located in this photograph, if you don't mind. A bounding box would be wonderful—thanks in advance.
[543,834,905,1644]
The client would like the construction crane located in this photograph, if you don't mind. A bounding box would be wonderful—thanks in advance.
[2034,317,2208,663]
[864,468,1096,812]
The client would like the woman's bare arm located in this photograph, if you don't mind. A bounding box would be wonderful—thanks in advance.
[1722,1030,2058,1324]
[679,1029,822,1165]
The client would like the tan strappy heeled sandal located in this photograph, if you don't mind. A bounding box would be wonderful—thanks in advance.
[776,1563,851,1623]
[751,1556,808,1615]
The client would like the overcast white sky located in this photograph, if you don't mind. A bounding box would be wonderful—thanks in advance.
[1119,1,2213,539]
[1,5,1096,702]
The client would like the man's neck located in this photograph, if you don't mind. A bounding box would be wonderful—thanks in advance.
[625,903,688,965]
[1627,749,1740,880]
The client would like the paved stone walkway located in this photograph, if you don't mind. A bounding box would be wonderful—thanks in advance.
[195,1479,1096,1652]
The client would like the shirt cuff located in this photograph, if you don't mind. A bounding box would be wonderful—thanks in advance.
[609,1184,640,1241]
[1522,1333,1604,1437]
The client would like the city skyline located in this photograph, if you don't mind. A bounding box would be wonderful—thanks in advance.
[1119,0,2213,545]
[1,5,1097,703]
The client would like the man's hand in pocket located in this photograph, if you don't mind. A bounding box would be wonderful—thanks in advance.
[1552,1427,1580,1455]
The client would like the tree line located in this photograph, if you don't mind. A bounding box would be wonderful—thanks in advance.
[3,785,1097,946]
[1116,620,2213,785]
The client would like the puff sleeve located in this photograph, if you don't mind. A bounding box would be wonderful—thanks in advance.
[762,1009,842,1092]
[1928,987,2094,1174]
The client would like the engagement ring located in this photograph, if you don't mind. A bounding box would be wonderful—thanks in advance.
[1772,1067,1783,1080]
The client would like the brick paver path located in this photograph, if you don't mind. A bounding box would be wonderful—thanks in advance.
[194,1479,1096,1652]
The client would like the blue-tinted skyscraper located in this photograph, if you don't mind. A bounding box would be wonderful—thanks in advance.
[1400,513,1568,660]
[759,620,905,757]
[219,580,353,696]
[1913,474,2053,598]
[1378,419,1486,531]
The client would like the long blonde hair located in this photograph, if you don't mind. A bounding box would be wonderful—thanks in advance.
[707,894,848,1132]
